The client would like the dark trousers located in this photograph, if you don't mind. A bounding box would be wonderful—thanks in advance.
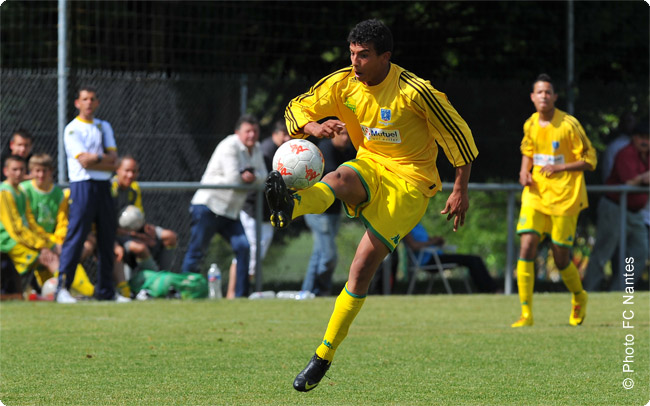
[58,180,116,300]
[181,205,250,297]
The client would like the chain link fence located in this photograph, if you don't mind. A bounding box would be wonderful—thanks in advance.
[1,1,647,288]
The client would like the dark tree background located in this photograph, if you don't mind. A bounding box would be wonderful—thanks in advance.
[2,0,648,183]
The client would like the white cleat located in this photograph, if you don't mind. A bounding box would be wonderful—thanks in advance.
[56,288,78,304]
[114,293,132,303]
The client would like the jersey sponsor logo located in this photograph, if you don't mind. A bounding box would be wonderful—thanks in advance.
[360,125,401,143]
[380,108,392,123]
[343,97,357,113]
[533,153,565,166]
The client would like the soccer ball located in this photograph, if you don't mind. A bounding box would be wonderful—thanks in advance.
[118,205,145,231]
[41,277,58,300]
[272,139,325,190]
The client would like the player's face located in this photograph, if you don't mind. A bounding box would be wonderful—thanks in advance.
[350,42,391,86]
[116,158,139,188]
[3,161,25,186]
[31,165,53,189]
[74,90,100,120]
[236,122,260,151]
[9,135,32,158]
[530,81,557,114]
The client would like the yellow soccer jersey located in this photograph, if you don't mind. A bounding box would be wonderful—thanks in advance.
[285,64,478,197]
[520,109,597,216]
[111,178,144,214]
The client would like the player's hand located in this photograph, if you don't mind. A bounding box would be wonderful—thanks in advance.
[305,120,346,139]
[440,189,469,232]
[539,164,563,176]
[76,152,97,168]
[519,170,533,186]
[143,223,157,238]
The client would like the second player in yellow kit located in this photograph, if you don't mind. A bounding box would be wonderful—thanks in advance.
[513,74,596,328]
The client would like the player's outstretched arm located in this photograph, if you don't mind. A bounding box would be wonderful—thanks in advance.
[441,163,472,232]
[304,120,346,139]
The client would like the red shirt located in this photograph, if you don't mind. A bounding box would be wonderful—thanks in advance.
[606,142,649,211]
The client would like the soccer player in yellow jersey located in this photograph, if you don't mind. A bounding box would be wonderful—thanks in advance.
[265,19,478,391]
[512,74,597,328]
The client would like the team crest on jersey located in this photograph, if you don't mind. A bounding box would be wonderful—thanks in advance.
[380,108,392,123]
[552,141,560,150]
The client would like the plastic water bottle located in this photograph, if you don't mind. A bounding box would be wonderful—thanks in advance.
[248,291,276,300]
[208,263,222,299]
[276,290,315,300]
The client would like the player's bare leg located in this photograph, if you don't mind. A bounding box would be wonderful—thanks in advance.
[552,244,588,326]
[512,233,538,327]
[294,231,389,392]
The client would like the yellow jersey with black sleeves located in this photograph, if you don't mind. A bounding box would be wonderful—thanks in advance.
[285,63,478,197]
[520,109,597,216]
[111,178,144,215]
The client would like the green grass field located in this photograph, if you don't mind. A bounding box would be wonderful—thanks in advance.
[2,292,648,405]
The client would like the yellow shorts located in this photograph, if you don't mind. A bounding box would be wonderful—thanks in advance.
[340,158,428,251]
[5,244,40,275]
[516,206,578,247]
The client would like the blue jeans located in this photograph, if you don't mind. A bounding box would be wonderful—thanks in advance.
[181,205,250,297]
[301,213,341,296]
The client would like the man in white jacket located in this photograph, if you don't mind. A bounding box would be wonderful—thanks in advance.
[181,114,267,297]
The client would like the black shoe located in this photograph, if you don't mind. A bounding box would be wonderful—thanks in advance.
[293,354,331,392]
[264,171,294,229]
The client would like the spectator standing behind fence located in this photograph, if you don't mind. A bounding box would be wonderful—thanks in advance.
[57,86,119,304]
[181,114,266,298]
[228,121,289,298]
[512,74,596,328]
[0,156,59,296]
[583,120,649,291]
[301,127,356,296]
[403,222,498,293]
[112,155,178,275]
[1,129,33,181]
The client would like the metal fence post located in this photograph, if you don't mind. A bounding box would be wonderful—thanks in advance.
[255,188,263,293]
[505,190,516,295]
[618,191,628,280]
[57,0,68,184]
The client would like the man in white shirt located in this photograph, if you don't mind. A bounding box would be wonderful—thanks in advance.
[181,114,267,298]
[57,86,119,303]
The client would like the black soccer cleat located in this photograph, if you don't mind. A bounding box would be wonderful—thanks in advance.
[264,170,295,229]
[293,354,331,392]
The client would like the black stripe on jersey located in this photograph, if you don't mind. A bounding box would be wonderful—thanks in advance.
[285,67,353,136]
[298,67,353,103]
[400,71,475,164]
[563,115,592,159]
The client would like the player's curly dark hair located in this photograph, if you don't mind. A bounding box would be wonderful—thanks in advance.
[347,19,393,56]
[533,73,554,92]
